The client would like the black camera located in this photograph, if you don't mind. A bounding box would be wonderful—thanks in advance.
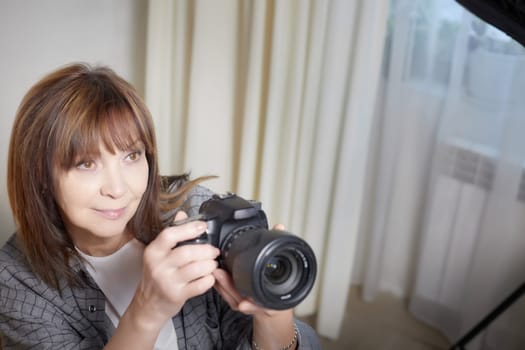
[176,193,317,310]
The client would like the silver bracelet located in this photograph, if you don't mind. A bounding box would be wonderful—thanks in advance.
[252,324,298,350]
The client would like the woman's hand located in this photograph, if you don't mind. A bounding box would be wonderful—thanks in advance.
[213,223,297,350]
[128,211,220,332]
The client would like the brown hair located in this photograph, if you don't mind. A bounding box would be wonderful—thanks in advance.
[7,63,206,289]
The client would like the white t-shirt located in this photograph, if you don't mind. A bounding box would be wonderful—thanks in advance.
[78,239,178,350]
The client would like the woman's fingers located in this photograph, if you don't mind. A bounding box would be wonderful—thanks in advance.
[174,210,187,221]
[213,269,244,310]
[174,258,219,283]
[237,300,263,315]
[213,268,284,317]
[180,274,217,300]
[214,276,264,315]
[272,223,285,231]
[166,244,220,267]
[145,210,208,260]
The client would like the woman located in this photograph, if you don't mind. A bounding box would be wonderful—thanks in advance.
[0,64,320,349]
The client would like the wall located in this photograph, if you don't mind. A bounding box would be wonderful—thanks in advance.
[0,0,148,245]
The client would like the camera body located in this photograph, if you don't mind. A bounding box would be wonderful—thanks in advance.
[179,193,317,310]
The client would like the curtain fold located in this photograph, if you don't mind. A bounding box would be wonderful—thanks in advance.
[313,0,389,338]
[145,0,193,175]
[144,0,388,339]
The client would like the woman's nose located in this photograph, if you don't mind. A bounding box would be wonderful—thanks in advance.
[100,165,127,198]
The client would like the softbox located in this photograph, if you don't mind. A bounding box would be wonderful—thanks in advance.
[457,0,525,46]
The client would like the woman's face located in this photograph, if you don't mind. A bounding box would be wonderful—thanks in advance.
[54,140,149,256]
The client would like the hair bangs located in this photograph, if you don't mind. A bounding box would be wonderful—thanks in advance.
[55,104,151,169]
[98,107,145,153]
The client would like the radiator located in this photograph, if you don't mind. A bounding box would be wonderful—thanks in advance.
[414,140,497,313]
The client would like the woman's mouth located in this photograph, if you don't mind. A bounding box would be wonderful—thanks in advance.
[95,207,126,220]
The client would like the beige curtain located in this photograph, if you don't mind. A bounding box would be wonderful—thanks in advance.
[145,0,388,339]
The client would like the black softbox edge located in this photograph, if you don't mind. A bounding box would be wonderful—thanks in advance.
[456,0,525,47]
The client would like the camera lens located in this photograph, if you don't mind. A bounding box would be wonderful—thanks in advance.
[264,254,293,284]
[221,228,317,310]
[262,250,301,296]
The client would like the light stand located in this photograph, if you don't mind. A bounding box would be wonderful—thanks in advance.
[449,282,525,350]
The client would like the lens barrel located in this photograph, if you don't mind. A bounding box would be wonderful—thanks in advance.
[221,228,317,310]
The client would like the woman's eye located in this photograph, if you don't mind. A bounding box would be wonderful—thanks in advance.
[76,160,96,170]
[126,150,142,162]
